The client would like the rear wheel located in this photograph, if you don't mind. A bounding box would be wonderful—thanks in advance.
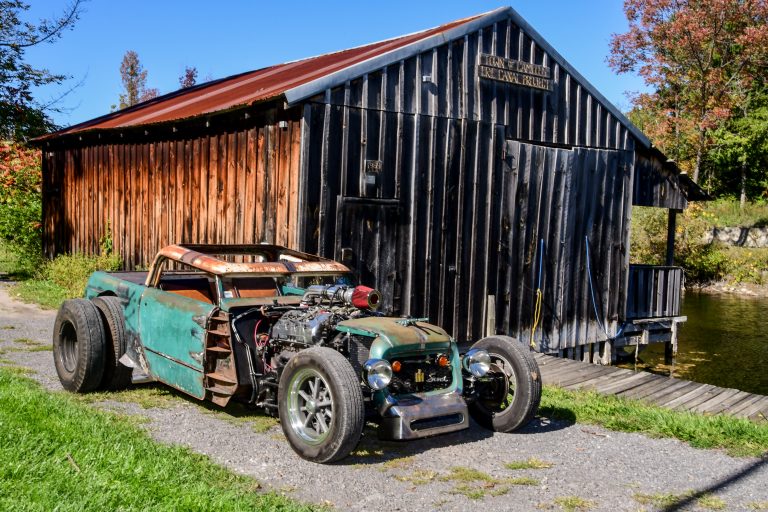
[53,299,106,393]
[92,296,132,390]
[468,336,541,432]
[278,347,364,463]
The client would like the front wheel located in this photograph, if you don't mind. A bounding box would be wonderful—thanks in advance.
[468,336,541,432]
[278,347,364,463]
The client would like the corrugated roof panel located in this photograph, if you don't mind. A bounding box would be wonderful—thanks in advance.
[44,14,482,139]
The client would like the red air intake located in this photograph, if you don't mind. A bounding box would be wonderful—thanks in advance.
[351,286,381,310]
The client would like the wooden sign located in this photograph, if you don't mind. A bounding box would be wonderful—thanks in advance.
[364,159,383,173]
[477,53,553,92]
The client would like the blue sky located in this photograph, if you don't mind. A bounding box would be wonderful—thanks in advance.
[25,1,649,127]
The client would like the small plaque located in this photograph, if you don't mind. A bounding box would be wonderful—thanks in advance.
[364,159,383,174]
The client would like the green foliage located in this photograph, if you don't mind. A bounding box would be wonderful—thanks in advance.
[0,141,42,261]
[0,367,315,511]
[631,205,729,283]
[42,252,121,298]
[9,251,122,309]
[0,1,83,140]
[118,50,159,109]
[9,276,68,309]
[709,90,768,199]
[540,386,768,457]
[609,0,768,184]
[632,199,768,284]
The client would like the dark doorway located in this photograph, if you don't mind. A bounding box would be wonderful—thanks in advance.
[334,196,401,314]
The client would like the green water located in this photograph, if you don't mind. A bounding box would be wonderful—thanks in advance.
[636,292,768,395]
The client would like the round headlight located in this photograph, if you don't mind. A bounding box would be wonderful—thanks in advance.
[363,359,392,390]
[462,349,491,377]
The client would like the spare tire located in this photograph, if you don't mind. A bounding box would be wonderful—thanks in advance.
[93,296,132,390]
[468,336,541,432]
[53,299,106,393]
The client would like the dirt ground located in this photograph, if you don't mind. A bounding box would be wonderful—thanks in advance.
[0,283,766,511]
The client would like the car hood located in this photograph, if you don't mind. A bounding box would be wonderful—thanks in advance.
[336,317,452,354]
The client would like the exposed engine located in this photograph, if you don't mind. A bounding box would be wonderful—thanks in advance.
[270,308,338,345]
[230,284,382,409]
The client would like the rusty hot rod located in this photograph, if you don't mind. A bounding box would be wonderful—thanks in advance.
[53,245,541,463]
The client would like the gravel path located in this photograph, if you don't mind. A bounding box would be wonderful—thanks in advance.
[1,283,766,511]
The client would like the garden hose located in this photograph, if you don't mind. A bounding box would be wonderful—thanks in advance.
[530,239,544,349]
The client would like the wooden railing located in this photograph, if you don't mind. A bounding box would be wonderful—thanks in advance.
[626,265,683,319]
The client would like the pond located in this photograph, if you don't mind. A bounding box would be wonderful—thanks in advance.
[632,292,768,396]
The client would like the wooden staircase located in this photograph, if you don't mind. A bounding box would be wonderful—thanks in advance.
[203,309,238,407]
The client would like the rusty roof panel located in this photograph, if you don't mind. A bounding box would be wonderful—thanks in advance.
[43,13,483,140]
[154,244,350,277]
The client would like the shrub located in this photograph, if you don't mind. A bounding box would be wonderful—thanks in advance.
[631,204,729,284]
[0,142,42,260]
[41,252,122,298]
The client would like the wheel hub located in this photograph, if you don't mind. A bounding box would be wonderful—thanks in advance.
[286,368,335,445]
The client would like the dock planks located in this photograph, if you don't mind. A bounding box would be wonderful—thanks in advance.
[535,353,767,422]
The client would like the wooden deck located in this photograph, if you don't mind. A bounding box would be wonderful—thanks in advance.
[534,354,768,422]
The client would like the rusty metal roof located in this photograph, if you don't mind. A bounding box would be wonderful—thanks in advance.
[152,244,350,278]
[42,11,490,140]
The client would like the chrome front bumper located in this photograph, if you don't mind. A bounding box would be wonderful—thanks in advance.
[377,390,469,440]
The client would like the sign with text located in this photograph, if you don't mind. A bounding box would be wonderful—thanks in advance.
[477,54,553,92]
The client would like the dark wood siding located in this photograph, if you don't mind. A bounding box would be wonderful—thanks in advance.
[42,118,302,268]
[312,20,631,150]
[298,16,645,349]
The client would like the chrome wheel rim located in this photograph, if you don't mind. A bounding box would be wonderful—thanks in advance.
[477,353,516,412]
[286,368,334,445]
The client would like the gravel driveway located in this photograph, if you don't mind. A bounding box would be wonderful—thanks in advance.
[1,283,766,511]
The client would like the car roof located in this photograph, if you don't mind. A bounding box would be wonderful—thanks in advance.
[156,244,350,277]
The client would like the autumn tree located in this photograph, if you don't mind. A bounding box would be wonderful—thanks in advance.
[609,0,768,184]
[118,50,158,109]
[178,66,197,88]
[0,0,84,141]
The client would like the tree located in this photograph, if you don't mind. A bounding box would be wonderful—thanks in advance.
[710,87,768,206]
[118,50,158,109]
[0,0,84,141]
[178,66,197,88]
[609,0,768,184]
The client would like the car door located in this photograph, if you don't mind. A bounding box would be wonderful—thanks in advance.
[138,265,217,399]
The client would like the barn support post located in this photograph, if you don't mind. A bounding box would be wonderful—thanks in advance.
[665,209,678,265]
[664,208,680,362]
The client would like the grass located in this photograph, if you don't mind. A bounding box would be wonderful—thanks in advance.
[748,502,768,510]
[393,469,437,485]
[505,457,554,470]
[552,496,595,511]
[199,401,280,434]
[73,384,180,409]
[441,466,539,500]
[697,494,727,510]
[9,278,69,309]
[0,367,315,511]
[13,337,42,345]
[633,491,726,510]
[540,386,768,457]
[703,198,768,228]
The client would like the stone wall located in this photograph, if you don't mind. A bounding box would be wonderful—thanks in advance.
[704,227,768,248]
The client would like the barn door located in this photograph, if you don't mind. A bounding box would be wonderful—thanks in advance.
[334,196,400,315]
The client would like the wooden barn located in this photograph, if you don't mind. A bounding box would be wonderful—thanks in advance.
[35,7,706,363]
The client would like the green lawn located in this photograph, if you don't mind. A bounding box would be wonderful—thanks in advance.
[0,367,315,512]
[540,386,768,458]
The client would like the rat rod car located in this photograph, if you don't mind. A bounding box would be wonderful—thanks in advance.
[53,244,541,463]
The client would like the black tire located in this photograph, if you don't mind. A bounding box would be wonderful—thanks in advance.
[278,346,364,463]
[53,299,106,393]
[468,336,541,432]
[92,296,132,391]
